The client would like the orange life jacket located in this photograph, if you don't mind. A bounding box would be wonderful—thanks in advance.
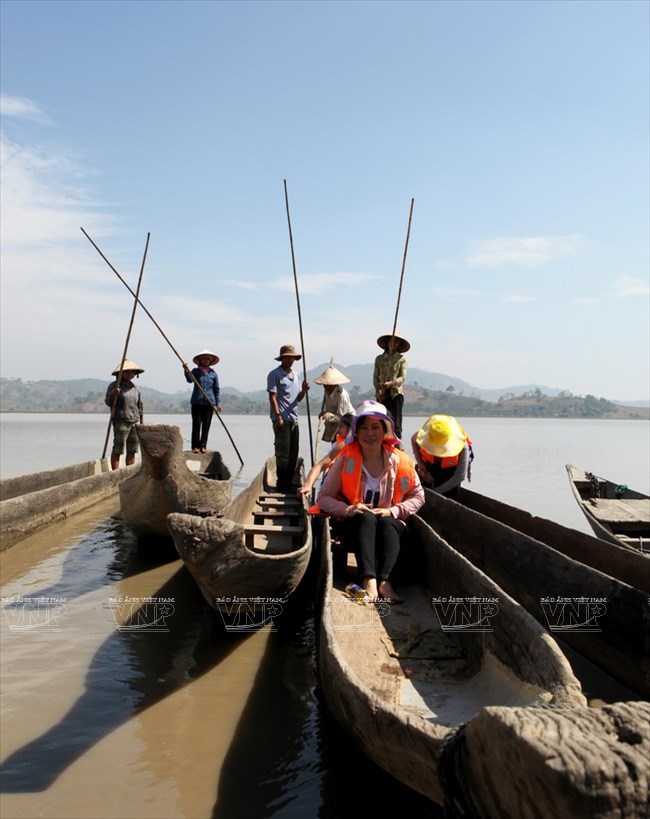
[339,441,416,505]
[307,441,416,516]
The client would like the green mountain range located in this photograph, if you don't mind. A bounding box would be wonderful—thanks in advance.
[1,367,647,419]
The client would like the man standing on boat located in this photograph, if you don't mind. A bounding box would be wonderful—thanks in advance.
[105,359,144,471]
[373,333,409,441]
[267,344,310,492]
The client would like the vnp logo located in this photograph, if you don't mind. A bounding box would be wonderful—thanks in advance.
[432,597,499,632]
[540,597,607,633]
[214,598,284,632]
[108,597,175,632]
[1,596,67,632]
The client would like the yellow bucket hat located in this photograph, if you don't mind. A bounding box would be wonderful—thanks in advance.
[415,415,467,458]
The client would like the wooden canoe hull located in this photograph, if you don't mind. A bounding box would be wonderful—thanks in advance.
[445,701,650,819]
[167,458,311,612]
[316,514,585,805]
[119,424,233,540]
[0,460,137,550]
[419,489,650,697]
[459,486,650,593]
[566,465,650,553]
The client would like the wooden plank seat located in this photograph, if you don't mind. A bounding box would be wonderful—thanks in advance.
[259,493,301,500]
[587,498,650,525]
[243,523,305,550]
[253,510,300,523]
[256,501,302,511]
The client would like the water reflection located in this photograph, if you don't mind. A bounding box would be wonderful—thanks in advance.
[1,564,247,794]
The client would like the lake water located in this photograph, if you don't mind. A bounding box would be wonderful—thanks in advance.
[0,413,648,818]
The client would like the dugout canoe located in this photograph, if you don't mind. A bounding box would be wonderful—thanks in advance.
[167,457,311,616]
[566,464,650,554]
[419,489,650,697]
[118,424,233,542]
[440,699,650,818]
[315,514,587,808]
[458,486,650,592]
[0,459,137,550]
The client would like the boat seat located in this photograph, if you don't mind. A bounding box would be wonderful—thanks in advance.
[253,510,300,523]
[244,523,305,549]
[256,500,302,510]
[587,498,650,525]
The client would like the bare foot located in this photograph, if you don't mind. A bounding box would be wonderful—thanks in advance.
[192,448,199,453]
[378,580,404,603]
[362,577,379,602]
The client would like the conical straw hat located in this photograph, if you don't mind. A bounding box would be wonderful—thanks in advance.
[314,365,350,385]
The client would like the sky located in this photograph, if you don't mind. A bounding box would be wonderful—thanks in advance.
[1,0,648,402]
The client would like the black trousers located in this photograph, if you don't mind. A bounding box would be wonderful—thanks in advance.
[338,510,405,581]
[190,404,213,450]
[383,393,404,441]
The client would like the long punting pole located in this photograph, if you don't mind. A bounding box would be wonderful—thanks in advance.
[283,180,314,467]
[101,232,150,459]
[390,198,415,348]
[81,227,244,467]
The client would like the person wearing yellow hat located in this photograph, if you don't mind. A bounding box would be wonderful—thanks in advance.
[105,359,145,470]
[314,362,355,442]
[411,415,473,500]
[267,344,310,492]
[373,333,409,440]
[182,349,221,453]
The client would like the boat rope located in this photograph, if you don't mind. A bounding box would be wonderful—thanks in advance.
[437,722,481,818]
[585,471,601,499]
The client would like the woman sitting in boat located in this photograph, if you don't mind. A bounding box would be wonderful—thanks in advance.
[410,414,473,501]
[316,401,424,603]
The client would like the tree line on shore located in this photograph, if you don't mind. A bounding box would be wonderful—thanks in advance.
[1,377,646,419]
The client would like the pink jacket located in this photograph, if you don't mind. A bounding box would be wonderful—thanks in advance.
[316,447,425,522]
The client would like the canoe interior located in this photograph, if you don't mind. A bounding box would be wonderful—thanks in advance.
[458,486,650,592]
[317,515,584,804]
[419,488,650,697]
[167,457,312,609]
[566,464,650,553]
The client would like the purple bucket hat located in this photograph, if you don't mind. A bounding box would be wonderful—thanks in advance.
[346,400,399,446]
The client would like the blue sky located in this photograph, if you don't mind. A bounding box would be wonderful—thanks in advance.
[1,0,648,401]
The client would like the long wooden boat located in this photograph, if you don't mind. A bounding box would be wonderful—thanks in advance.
[1,459,137,550]
[316,514,587,808]
[458,486,650,592]
[167,457,311,617]
[119,424,233,541]
[566,464,650,553]
[419,489,650,697]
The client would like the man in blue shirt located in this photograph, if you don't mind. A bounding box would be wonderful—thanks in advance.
[267,344,310,492]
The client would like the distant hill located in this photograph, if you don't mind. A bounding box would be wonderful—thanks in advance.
[1,376,647,419]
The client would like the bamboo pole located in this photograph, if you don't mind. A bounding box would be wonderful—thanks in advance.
[102,233,150,459]
[283,180,314,467]
[81,227,244,467]
[390,197,415,347]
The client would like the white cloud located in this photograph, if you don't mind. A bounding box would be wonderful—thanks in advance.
[221,280,259,290]
[269,271,379,296]
[0,93,48,122]
[466,234,587,268]
[612,276,650,297]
